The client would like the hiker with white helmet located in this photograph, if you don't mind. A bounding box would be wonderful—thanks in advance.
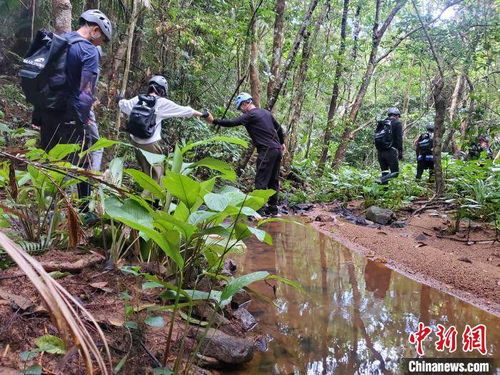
[19,9,113,209]
[119,75,207,185]
[205,93,286,216]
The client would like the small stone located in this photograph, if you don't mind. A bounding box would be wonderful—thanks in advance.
[188,327,255,364]
[415,233,429,241]
[458,257,472,264]
[365,206,395,225]
[232,307,257,331]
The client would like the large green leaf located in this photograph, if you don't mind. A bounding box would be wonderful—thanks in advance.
[193,157,236,181]
[188,210,218,225]
[220,271,269,306]
[163,172,201,209]
[181,136,248,154]
[105,198,183,268]
[139,149,166,165]
[79,137,121,157]
[248,227,273,245]
[35,334,65,354]
[104,197,153,227]
[125,168,166,199]
[204,192,230,212]
[153,212,196,240]
[47,144,80,161]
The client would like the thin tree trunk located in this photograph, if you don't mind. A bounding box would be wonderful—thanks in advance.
[459,76,475,152]
[332,0,407,169]
[284,30,311,172]
[432,76,446,196]
[285,4,327,170]
[238,0,319,174]
[52,0,72,35]
[266,0,320,111]
[443,74,464,152]
[304,78,321,159]
[116,0,140,132]
[249,0,262,107]
[317,0,350,174]
[267,0,286,103]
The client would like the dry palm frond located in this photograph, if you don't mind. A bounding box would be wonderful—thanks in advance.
[66,205,84,249]
[0,231,112,375]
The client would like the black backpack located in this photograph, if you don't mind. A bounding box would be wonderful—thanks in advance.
[418,133,433,154]
[374,119,393,150]
[125,94,158,139]
[18,29,90,111]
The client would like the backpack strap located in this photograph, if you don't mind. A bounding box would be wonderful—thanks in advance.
[65,34,93,46]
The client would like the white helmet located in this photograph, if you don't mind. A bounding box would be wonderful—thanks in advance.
[234,92,252,110]
[80,9,112,41]
[149,75,168,96]
[387,107,401,116]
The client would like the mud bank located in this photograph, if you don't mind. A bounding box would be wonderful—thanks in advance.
[303,202,500,316]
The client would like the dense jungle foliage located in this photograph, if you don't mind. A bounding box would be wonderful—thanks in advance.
[0,0,498,373]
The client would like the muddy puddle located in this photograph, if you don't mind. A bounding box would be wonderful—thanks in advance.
[229,221,499,374]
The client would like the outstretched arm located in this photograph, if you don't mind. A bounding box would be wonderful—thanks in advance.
[213,115,247,128]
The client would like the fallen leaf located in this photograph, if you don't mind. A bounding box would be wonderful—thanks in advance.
[377,231,388,235]
[0,289,33,310]
[415,242,427,248]
[90,282,113,293]
[458,257,472,264]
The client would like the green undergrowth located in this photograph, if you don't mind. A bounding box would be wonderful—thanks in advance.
[285,155,499,227]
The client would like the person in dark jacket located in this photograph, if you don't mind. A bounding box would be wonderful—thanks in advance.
[37,9,112,208]
[206,93,285,215]
[376,107,403,184]
[414,122,435,180]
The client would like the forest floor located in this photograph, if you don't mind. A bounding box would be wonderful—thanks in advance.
[301,200,500,316]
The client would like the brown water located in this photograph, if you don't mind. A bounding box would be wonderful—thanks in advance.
[230,221,499,374]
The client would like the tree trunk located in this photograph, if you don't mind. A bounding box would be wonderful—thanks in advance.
[432,77,446,196]
[332,0,407,169]
[443,74,464,152]
[304,78,321,159]
[238,0,319,174]
[115,0,140,133]
[266,0,320,111]
[267,0,286,104]
[52,0,72,35]
[459,76,475,152]
[283,30,311,172]
[317,0,350,175]
[249,0,262,107]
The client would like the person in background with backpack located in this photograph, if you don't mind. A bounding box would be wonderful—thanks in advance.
[205,93,286,216]
[375,107,403,184]
[118,75,206,183]
[20,9,112,209]
[414,122,434,180]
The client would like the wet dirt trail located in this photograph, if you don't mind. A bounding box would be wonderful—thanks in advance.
[229,221,499,374]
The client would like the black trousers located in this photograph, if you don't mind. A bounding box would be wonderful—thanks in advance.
[416,158,434,179]
[255,147,282,207]
[377,147,399,174]
[40,109,91,201]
